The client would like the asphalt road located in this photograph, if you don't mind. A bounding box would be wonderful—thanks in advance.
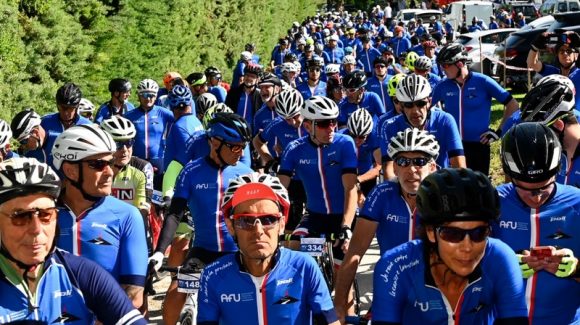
[147,238,380,324]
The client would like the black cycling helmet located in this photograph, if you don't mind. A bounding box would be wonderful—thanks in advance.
[204,66,222,79]
[501,122,562,183]
[108,78,132,93]
[56,83,82,106]
[258,73,282,87]
[284,52,298,62]
[11,108,41,143]
[436,42,469,65]
[306,58,324,69]
[207,112,252,143]
[520,75,575,125]
[343,70,368,89]
[243,63,263,76]
[417,168,500,225]
[373,56,389,66]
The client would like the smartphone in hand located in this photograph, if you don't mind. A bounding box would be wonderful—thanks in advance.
[530,246,553,259]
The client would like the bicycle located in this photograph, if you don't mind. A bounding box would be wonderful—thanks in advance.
[157,258,205,325]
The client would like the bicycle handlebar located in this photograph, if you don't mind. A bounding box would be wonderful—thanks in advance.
[279,233,338,242]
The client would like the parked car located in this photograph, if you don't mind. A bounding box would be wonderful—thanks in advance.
[444,1,494,31]
[395,9,443,26]
[457,28,518,74]
[539,0,580,16]
[493,15,555,91]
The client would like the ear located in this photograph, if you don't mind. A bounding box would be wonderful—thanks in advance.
[426,226,437,244]
[225,217,236,238]
[303,120,313,133]
[278,216,286,236]
[456,61,464,68]
[62,162,79,182]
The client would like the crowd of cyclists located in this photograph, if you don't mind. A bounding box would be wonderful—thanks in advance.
[0,3,579,325]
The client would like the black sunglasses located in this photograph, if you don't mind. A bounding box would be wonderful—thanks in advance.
[436,226,491,243]
[402,100,429,109]
[116,139,135,150]
[2,207,58,227]
[308,68,321,72]
[514,181,555,197]
[315,119,337,128]
[219,139,247,153]
[394,156,431,167]
[83,159,115,171]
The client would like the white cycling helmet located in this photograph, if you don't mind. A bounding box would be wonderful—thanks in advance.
[415,56,433,71]
[520,74,576,124]
[196,93,218,115]
[100,115,136,141]
[281,62,298,74]
[78,98,95,115]
[275,88,304,119]
[51,124,115,170]
[137,78,160,94]
[347,108,374,137]
[325,64,341,75]
[10,108,41,143]
[301,96,339,120]
[388,128,440,160]
[396,74,432,102]
[0,119,12,147]
[343,55,356,65]
[221,172,290,221]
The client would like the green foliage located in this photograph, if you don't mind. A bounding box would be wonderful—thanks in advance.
[0,0,324,121]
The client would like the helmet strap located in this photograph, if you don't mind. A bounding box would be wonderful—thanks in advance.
[214,141,229,167]
[66,163,101,202]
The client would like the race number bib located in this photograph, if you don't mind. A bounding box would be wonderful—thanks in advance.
[177,270,201,294]
[300,237,325,257]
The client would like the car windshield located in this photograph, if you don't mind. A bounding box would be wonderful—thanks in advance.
[403,12,415,20]
[457,36,472,45]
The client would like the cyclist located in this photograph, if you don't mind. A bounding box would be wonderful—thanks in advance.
[357,35,382,76]
[186,72,208,99]
[413,56,441,92]
[197,172,339,325]
[157,71,183,103]
[432,42,519,176]
[391,26,411,59]
[225,63,263,129]
[0,120,17,162]
[335,128,439,322]
[0,157,147,324]
[528,31,580,78]
[326,74,345,104]
[380,74,465,179]
[341,55,360,76]
[366,56,391,113]
[195,92,218,121]
[94,78,134,124]
[253,73,283,135]
[495,122,580,324]
[280,62,300,88]
[51,124,148,308]
[254,88,307,231]
[163,85,203,171]
[232,51,253,89]
[278,96,358,264]
[149,113,253,325]
[205,66,228,102]
[41,83,91,168]
[246,42,260,64]
[297,58,327,99]
[124,78,174,175]
[372,168,529,324]
[11,108,48,163]
[339,70,386,126]
[78,98,96,121]
[270,37,291,71]
[323,34,345,64]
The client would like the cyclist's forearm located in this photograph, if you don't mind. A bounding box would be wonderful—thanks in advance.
[334,254,361,308]
[155,197,187,253]
[342,173,358,227]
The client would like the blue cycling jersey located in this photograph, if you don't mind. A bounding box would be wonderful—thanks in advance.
[359,181,418,254]
[163,113,203,171]
[357,48,382,74]
[94,101,135,124]
[235,91,257,130]
[41,113,91,169]
[209,86,227,103]
[279,133,358,214]
[540,63,577,78]
[337,128,380,174]
[296,80,327,100]
[380,109,464,168]
[560,151,580,187]
[366,76,393,115]
[338,92,386,126]
[259,117,308,160]
[323,47,345,64]
[124,105,174,171]
[232,62,245,89]
[57,196,148,286]
[253,105,277,136]
[174,156,252,252]
[197,248,337,325]
[493,183,580,324]
[173,131,252,168]
[271,46,290,67]
[432,71,512,142]
[391,37,412,59]
[0,249,146,324]
[372,239,528,324]
[426,73,441,93]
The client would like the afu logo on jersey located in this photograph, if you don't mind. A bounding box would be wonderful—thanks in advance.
[111,188,134,201]
[498,221,529,230]
[414,300,430,312]
[220,293,241,303]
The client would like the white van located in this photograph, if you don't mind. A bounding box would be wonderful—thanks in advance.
[444,1,494,32]
[539,0,580,16]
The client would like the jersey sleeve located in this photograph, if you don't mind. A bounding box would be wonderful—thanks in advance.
[197,266,222,323]
[372,249,407,323]
[63,251,147,325]
[370,92,386,116]
[118,205,148,286]
[341,136,359,173]
[484,75,512,104]
[134,169,147,210]
[174,164,194,199]
[359,184,385,222]
[441,113,464,157]
[278,140,299,177]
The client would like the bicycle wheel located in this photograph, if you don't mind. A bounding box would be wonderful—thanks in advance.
[177,309,195,325]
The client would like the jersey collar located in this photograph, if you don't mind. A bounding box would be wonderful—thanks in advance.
[235,247,282,274]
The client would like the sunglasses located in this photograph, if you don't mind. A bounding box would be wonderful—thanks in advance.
[559,49,576,55]
[346,87,363,94]
[436,226,491,243]
[140,92,156,99]
[514,181,555,197]
[394,156,431,167]
[315,119,337,128]
[441,62,455,69]
[402,100,429,109]
[83,159,115,171]
[375,64,387,69]
[2,207,58,227]
[332,86,345,93]
[116,139,135,150]
[308,68,321,72]
[232,213,282,230]
[218,139,247,153]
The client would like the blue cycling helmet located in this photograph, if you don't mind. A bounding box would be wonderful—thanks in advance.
[167,84,193,109]
[207,113,252,143]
